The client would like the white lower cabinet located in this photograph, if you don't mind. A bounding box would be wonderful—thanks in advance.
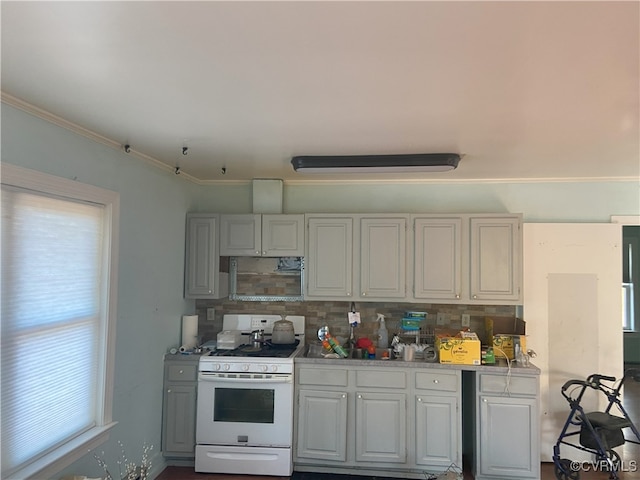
[474,373,540,479]
[355,392,407,463]
[294,364,460,478]
[162,357,198,458]
[297,389,348,462]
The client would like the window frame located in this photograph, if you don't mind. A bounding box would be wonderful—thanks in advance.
[1,163,119,480]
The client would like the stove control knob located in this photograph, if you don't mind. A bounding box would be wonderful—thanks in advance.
[242,364,250,371]
[215,364,221,371]
[224,364,230,371]
[271,365,278,372]
[261,365,268,372]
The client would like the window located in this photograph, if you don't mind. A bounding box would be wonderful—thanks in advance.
[1,164,119,480]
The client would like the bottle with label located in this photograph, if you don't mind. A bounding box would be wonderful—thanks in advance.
[377,314,389,348]
[326,333,348,358]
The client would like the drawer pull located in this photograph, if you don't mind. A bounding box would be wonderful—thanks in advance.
[433,380,439,384]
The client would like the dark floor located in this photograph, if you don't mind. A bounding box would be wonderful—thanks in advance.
[157,369,640,480]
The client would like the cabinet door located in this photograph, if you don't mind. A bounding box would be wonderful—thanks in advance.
[355,392,406,463]
[470,217,521,302]
[359,217,407,299]
[262,214,304,256]
[306,217,353,298]
[415,395,459,468]
[296,389,348,462]
[220,214,261,256]
[478,395,539,478]
[414,217,462,300]
[185,215,220,297]
[162,384,197,454]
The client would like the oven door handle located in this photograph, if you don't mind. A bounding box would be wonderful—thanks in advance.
[198,373,293,384]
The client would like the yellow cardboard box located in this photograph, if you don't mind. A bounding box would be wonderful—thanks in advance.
[492,334,526,360]
[436,332,481,365]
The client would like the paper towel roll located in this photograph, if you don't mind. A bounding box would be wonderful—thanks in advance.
[181,315,199,349]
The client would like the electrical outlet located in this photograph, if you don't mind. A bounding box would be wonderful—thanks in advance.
[436,313,446,325]
[461,314,471,327]
[206,308,216,321]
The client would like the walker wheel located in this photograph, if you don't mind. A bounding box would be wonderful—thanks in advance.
[555,458,580,480]
[595,449,621,477]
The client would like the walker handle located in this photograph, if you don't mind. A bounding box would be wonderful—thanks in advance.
[561,379,587,400]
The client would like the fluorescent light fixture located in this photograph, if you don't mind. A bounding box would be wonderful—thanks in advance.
[291,153,460,174]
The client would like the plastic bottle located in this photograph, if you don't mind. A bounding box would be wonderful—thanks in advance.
[326,333,348,358]
[377,314,389,348]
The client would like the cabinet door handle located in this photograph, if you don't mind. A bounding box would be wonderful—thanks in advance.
[358,394,362,399]
[417,397,422,402]
[342,394,346,398]
[179,370,183,374]
[455,294,460,299]
[256,250,260,255]
[483,398,487,402]
[362,292,367,296]
[167,389,171,393]
[433,379,439,384]
[262,251,266,255]
[473,295,478,299]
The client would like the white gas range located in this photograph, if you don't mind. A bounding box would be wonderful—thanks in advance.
[195,314,305,476]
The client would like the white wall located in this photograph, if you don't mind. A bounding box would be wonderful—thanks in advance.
[2,104,198,478]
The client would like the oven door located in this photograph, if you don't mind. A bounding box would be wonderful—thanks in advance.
[196,372,294,447]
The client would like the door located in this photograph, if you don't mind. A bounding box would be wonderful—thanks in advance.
[415,395,458,468]
[196,374,294,447]
[186,215,218,297]
[220,214,261,256]
[306,217,353,298]
[163,384,197,453]
[296,389,348,462]
[359,217,407,299]
[470,217,521,301]
[355,392,406,463]
[262,214,304,256]
[414,217,462,300]
[523,223,623,461]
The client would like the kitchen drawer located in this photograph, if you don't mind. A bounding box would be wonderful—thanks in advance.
[166,363,198,382]
[355,370,407,389]
[415,371,459,392]
[479,373,537,396]
[298,367,348,387]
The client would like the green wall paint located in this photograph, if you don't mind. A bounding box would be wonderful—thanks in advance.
[2,102,639,478]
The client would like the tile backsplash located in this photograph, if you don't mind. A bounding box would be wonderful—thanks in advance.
[194,298,517,347]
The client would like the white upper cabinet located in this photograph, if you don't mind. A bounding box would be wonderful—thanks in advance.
[306,216,354,298]
[411,214,522,304]
[469,216,521,302]
[305,215,408,301]
[185,214,229,299]
[220,214,304,257]
[359,216,408,299]
[413,217,462,300]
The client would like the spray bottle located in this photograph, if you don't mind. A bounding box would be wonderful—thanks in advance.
[377,314,389,348]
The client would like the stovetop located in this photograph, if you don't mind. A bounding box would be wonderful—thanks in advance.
[209,340,300,358]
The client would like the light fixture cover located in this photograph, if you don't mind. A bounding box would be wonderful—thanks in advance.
[291,153,460,173]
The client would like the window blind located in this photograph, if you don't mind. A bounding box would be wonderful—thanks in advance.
[1,186,105,476]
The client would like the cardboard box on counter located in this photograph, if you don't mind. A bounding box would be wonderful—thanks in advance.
[435,330,481,366]
[493,334,527,360]
[485,317,527,360]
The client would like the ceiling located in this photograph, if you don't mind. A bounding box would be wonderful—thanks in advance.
[1,1,638,184]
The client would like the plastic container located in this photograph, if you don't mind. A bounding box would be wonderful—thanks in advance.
[326,334,348,358]
[401,317,424,331]
[377,314,389,348]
